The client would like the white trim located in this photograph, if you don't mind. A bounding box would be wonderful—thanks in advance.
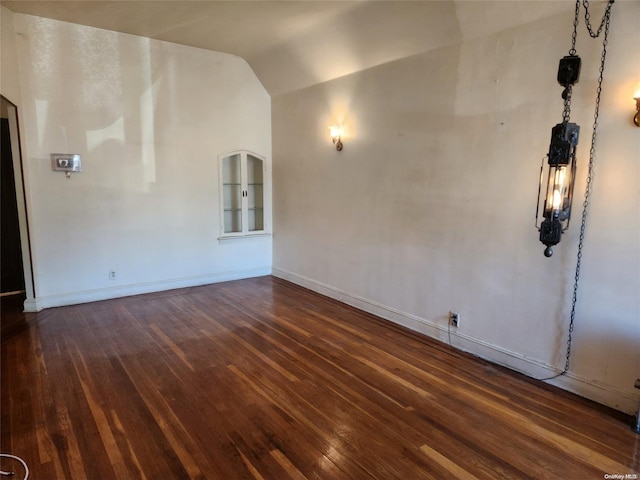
[23,297,39,312]
[0,290,25,297]
[27,267,271,312]
[3,99,36,303]
[272,267,640,415]
[217,233,272,244]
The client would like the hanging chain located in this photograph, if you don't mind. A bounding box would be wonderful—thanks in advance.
[562,88,574,123]
[540,0,614,382]
[561,1,613,123]
[569,0,580,55]
[583,0,615,38]
[562,1,581,123]
[563,1,613,373]
[562,86,574,123]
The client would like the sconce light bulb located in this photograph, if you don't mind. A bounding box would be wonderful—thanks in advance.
[329,125,344,151]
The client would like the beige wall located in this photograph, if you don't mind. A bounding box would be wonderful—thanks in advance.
[1,6,21,104]
[272,2,640,413]
[9,13,272,309]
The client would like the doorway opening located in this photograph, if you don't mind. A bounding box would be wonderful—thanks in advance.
[1,95,35,338]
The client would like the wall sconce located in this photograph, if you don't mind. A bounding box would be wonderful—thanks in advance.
[329,125,343,151]
[634,90,640,127]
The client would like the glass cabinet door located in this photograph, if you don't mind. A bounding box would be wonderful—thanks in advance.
[222,154,242,234]
[219,151,267,237]
[246,154,264,232]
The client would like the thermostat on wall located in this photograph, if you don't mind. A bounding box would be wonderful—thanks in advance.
[51,153,82,173]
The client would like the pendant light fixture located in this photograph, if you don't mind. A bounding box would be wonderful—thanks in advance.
[535,0,615,258]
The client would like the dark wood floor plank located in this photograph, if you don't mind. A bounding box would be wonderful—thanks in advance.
[2,276,638,479]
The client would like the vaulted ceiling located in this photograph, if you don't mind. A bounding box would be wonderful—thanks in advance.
[1,1,574,96]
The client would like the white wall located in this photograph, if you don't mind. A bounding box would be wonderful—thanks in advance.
[11,14,272,309]
[272,2,640,413]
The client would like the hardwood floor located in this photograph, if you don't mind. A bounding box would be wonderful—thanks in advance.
[0,291,29,341]
[1,276,638,479]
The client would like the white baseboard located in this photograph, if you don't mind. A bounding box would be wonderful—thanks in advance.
[23,297,39,312]
[272,267,639,415]
[26,267,271,312]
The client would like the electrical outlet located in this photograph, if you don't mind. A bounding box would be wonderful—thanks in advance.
[109,269,116,280]
[450,312,460,328]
